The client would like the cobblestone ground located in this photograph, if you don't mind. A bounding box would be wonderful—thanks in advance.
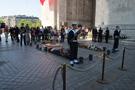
[0,37,135,90]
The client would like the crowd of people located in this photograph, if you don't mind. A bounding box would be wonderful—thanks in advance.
[0,23,112,45]
[0,23,121,66]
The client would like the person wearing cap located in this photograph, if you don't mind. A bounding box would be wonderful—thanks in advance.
[68,23,79,66]
[113,25,121,52]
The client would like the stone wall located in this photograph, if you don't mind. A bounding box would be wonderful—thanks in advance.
[95,0,135,38]
[65,0,92,27]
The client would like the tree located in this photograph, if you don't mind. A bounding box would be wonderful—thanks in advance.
[36,20,41,27]
[17,20,41,28]
[0,20,4,23]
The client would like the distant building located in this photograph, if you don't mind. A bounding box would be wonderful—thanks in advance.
[0,15,39,27]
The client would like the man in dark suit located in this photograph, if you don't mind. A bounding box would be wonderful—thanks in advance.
[92,26,98,42]
[105,27,110,43]
[68,23,79,66]
[98,27,103,42]
[113,25,121,52]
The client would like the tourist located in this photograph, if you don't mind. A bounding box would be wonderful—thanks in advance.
[41,26,45,40]
[38,27,42,41]
[25,24,30,44]
[60,26,65,43]
[98,27,103,43]
[30,27,35,42]
[105,27,110,43]
[14,25,20,43]
[0,27,2,41]
[68,23,79,66]
[4,26,9,42]
[44,27,49,40]
[35,26,39,41]
[50,27,54,39]
[113,25,121,52]
[54,27,58,39]
[20,23,26,46]
[25,24,30,32]
[92,26,98,42]
[9,27,15,42]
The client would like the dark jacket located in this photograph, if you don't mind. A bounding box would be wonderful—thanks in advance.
[92,28,97,36]
[15,27,20,35]
[68,30,77,44]
[61,28,65,35]
[113,29,121,39]
[98,29,103,37]
[105,29,109,37]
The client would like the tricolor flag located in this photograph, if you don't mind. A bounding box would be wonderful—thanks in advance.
[40,0,45,5]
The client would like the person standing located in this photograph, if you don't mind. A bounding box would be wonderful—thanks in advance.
[0,27,2,41]
[68,23,79,66]
[92,26,98,42]
[14,25,20,43]
[113,25,121,52]
[44,27,49,40]
[61,26,65,42]
[9,27,14,42]
[41,26,45,40]
[105,27,110,43]
[30,27,35,42]
[25,24,30,44]
[4,26,9,42]
[20,23,26,46]
[98,27,103,43]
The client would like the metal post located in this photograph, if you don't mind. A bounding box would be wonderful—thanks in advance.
[97,53,108,84]
[36,45,39,49]
[107,50,110,55]
[118,47,127,71]
[63,63,66,90]
[89,54,93,61]
[103,47,106,51]
[102,52,105,81]
[79,57,83,64]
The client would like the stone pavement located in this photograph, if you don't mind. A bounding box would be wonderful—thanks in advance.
[0,37,135,90]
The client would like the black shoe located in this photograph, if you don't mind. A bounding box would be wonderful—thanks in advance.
[70,64,74,66]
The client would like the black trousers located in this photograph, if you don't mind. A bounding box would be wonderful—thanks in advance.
[31,35,35,41]
[113,38,119,49]
[11,34,14,41]
[42,34,45,40]
[105,36,109,43]
[20,35,26,46]
[61,34,65,42]
[70,42,78,61]
[15,34,19,42]
[93,35,97,42]
[98,36,102,42]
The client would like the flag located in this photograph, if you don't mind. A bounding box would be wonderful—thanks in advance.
[40,0,45,5]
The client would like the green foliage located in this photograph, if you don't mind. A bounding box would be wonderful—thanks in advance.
[0,20,4,23]
[17,20,41,28]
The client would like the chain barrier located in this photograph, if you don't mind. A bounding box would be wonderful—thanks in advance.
[52,65,63,90]
[105,50,122,60]
[125,47,135,50]
[83,56,89,60]
[67,54,103,72]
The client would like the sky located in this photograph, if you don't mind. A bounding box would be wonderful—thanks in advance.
[0,0,41,19]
